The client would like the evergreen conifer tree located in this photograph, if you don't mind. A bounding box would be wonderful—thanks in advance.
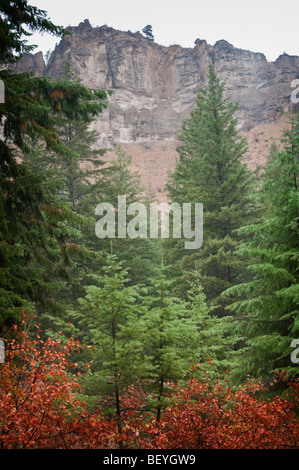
[166,64,255,318]
[75,254,148,447]
[142,25,154,41]
[144,264,220,421]
[91,146,161,288]
[0,3,109,330]
[224,113,299,382]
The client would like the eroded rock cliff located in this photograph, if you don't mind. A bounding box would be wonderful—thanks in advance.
[15,20,299,200]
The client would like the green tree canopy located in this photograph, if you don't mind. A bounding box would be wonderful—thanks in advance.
[0,0,66,63]
[142,25,154,41]
[166,64,255,317]
[224,113,299,383]
[0,4,108,330]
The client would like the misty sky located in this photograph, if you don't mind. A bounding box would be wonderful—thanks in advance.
[28,0,299,62]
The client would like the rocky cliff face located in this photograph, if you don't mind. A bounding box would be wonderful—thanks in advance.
[14,50,45,75]
[15,20,299,200]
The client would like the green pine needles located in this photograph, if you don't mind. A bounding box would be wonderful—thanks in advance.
[224,112,299,382]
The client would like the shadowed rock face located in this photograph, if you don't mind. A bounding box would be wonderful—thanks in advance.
[13,50,45,75]
[14,20,299,199]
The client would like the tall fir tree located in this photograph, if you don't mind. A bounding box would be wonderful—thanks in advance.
[91,145,161,288]
[75,254,148,448]
[47,61,108,211]
[224,113,299,383]
[166,64,255,318]
[0,3,109,330]
[143,264,223,421]
[0,0,66,64]
[22,61,110,328]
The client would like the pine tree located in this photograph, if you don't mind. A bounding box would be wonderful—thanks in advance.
[166,64,255,317]
[142,25,154,41]
[0,0,66,64]
[143,264,219,421]
[22,61,110,323]
[91,146,161,288]
[224,113,299,383]
[75,254,148,448]
[46,61,108,211]
[0,4,109,330]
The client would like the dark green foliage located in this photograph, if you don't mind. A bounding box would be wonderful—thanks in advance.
[166,64,255,317]
[76,255,148,394]
[224,114,299,382]
[91,145,161,288]
[0,0,66,63]
[74,254,148,444]
[143,265,223,420]
[1,0,297,407]
[0,9,109,329]
[142,25,154,41]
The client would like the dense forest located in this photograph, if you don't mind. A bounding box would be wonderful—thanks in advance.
[0,1,298,449]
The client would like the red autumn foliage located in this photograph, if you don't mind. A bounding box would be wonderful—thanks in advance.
[137,379,299,449]
[1,318,298,449]
[0,316,113,449]
[114,376,298,449]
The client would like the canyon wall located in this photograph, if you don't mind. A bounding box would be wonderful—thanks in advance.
[15,20,299,200]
